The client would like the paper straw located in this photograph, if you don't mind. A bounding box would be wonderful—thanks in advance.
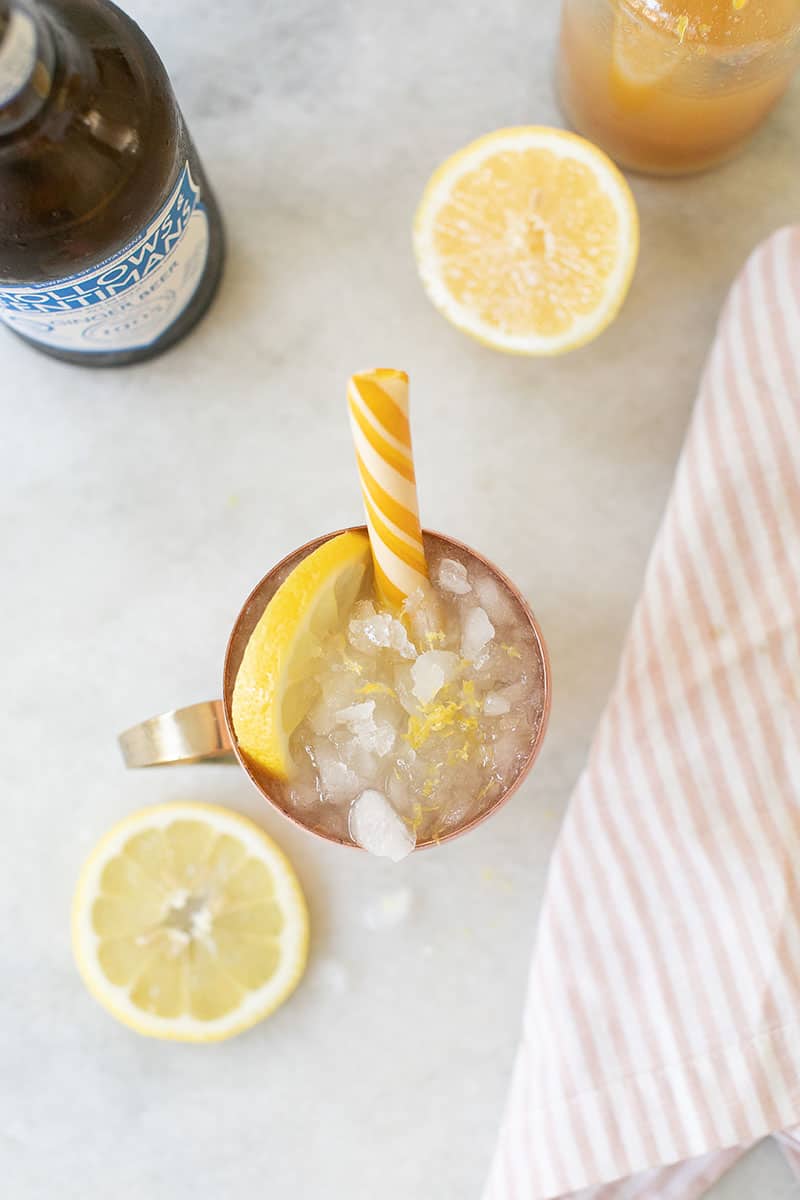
[347,368,428,606]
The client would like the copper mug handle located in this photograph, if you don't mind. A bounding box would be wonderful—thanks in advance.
[119,700,233,767]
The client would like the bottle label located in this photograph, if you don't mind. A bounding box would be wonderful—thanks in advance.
[0,161,210,354]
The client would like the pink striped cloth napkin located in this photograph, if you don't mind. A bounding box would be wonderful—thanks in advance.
[484,227,800,1200]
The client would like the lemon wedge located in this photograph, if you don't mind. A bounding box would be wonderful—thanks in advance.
[610,5,684,102]
[72,803,309,1042]
[413,126,639,356]
[232,531,371,777]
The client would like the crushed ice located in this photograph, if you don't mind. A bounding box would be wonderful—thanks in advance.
[348,600,416,659]
[281,549,541,857]
[473,573,516,625]
[336,698,396,757]
[349,789,416,861]
[337,700,376,726]
[402,583,444,646]
[436,558,472,595]
[313,739,361,802]
[411,650,459,704]
[461,606,495,661]
[354,720,396,757]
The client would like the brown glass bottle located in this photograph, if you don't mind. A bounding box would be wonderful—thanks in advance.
[0,0,224,365]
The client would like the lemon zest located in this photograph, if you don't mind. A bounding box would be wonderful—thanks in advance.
[411,798,440,832]
[447,739,473,766]
[424,630,446,647]
[461,679,478,712]
[358,681,396,698]
[475,779,494,804]
[406,697,479,751]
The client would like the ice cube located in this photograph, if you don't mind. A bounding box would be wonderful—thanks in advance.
[287,782,318,812]
[461,606,495,661]
[411,650,460,705]
[322,759,361,800]
[484,691,511,716]
[367,721,397,757]
[402,586,425,617]
[336,699,396,757]
[348,610,389,654]
[402,583,445,647]
[394,664,422,715]
[351,719,396,758]
[336,700,376,727]
[349,789,416,861]
[436,558,472,595]
[388,619,417,659]
[473,573,516,626]
[311,740,361,803]
[396,742,417,767]
[309,670,360,735]
[385,769,414,818]
[494,678,528,705]
[491,732,524,783]
[348,610,416,659]
[289,742,324,803]
[347,739,380,785]
[471,642,524,688]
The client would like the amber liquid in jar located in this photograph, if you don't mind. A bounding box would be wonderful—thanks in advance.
[558,0,800,175]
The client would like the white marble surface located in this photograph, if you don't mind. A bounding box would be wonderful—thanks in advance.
[4,2,800,1197]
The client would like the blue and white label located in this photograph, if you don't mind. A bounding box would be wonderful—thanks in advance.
[0,162,209,353]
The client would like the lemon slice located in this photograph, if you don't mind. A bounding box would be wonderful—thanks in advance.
[232,531,371,777]
[72,803,309,1042]
[611,6,684,97]
[413,127,639,356]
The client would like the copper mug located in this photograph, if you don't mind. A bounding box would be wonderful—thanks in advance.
[119,527,551,850]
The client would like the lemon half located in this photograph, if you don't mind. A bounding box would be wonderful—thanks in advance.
[72,803,309,1042]
[413,126,639,356]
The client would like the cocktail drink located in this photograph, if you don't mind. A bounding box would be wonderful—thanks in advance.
[228,371,550,859]
[558,0,800,175]
[229,528,548,858]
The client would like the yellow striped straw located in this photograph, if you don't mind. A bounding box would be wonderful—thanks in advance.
[347,368,428,607]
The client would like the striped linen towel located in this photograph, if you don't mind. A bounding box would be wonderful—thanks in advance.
[484,227,800,1199]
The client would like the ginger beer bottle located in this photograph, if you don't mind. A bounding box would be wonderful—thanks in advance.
[0,0,224,364]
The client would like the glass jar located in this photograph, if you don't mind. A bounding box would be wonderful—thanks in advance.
[557,0,800,175]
